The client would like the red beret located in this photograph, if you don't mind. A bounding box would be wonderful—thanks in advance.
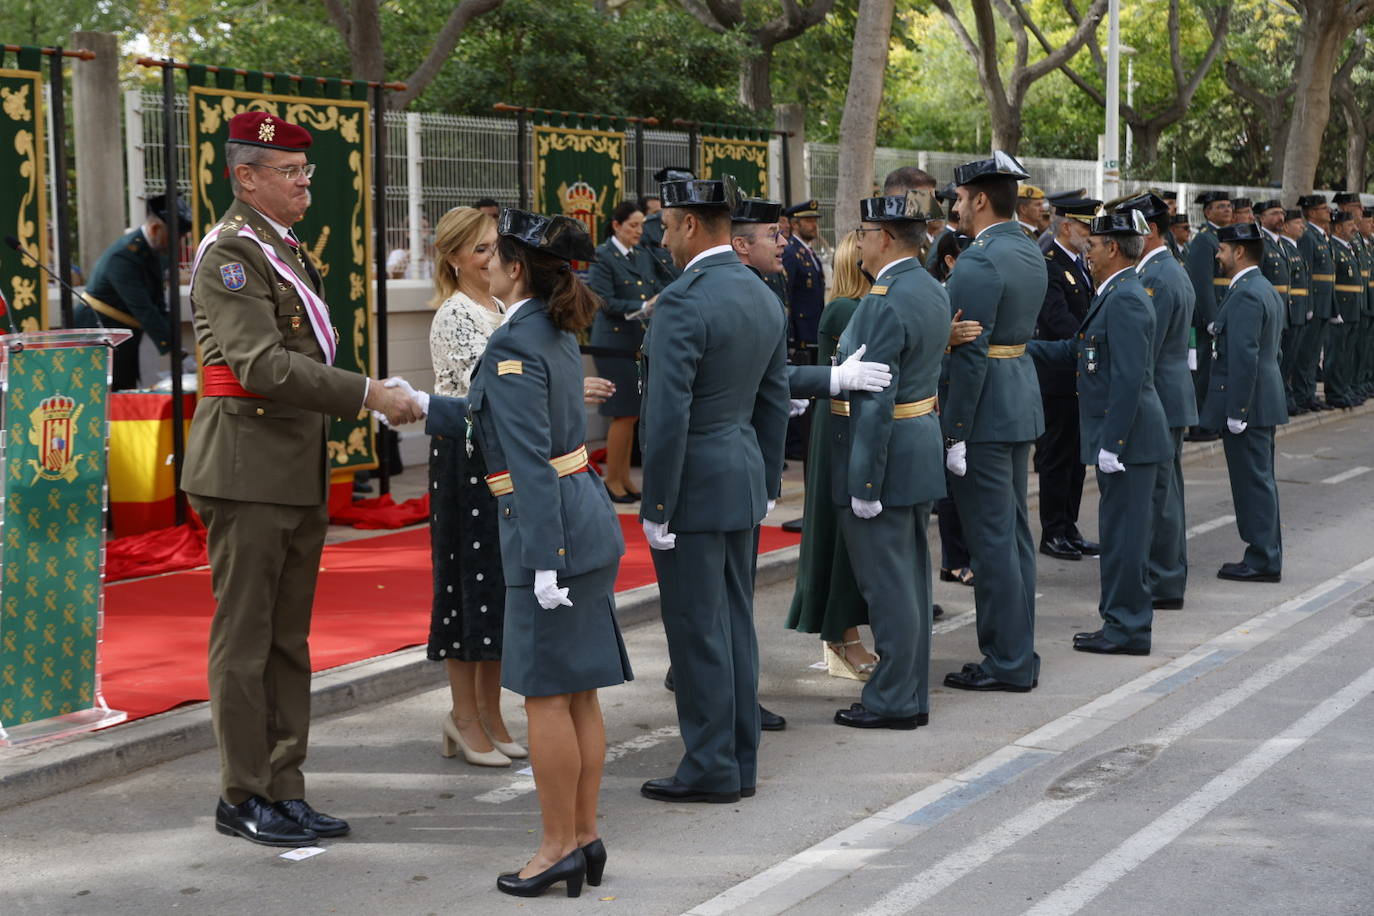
[227,111,312,151]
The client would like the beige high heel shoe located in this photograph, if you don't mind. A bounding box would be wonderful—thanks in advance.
[441,714,511,767]
[824,640,878,681]
[481,716,528,759]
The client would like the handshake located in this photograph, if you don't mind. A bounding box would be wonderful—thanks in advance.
[365,376,429,426]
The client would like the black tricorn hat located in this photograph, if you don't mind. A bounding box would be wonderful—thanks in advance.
[1284,209,1304,221]
[1217,222,1264,242]
[1333,191,1362,205]
[497,208,595,262]
[1115,192,1168,224]
[147,194,192,233]
[1171,214,1191,225]
[1255,199,1284,214]
[953,150,1030,186]
[859,189,943,222]
[1157,188,1178,201]
[1090,210,1149,236]
[1297,194,1328,210]
[1364,206,1374,218]
[1195,190,1230,206]
[1332,210,1355,224]
[732,196,783,224]
[1230,197,1253,210]
[936,181,959,203]
[661,174,740,211]
[653,166,695,183]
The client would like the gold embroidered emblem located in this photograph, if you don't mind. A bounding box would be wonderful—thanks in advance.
[26,396,85,484]
[497,360,523,376]
[870,285,889,296]
[290,316,302,330]
[258,120,276,143]
[1064,270,1077,286]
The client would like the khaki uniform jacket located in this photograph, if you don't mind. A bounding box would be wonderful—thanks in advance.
[182,199,367,507]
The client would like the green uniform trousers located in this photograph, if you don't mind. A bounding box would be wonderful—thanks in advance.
[839,503,934,718]
[1356,316,1374,391]
[1096,463,1159,651]
[1147,428,1188,603]
[1279,326,1303,403]
[1323,320,1357,403]
[1293,319,1328,403]
[654,529,760,794]
[951,441,1039,687]
[1193,328,1217,428]
[1222,426,1282,575]
[190,493,328,805]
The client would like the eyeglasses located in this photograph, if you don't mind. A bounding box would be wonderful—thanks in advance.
[855,227,886,237]
[251,162,316,181]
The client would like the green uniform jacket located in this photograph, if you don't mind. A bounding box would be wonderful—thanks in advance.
[426,301,626,586]
[830,258,949,507]
[1360,234,1374,317]
[1185,223,1228,327]
[1031,269,1172,465]
[1137,247,1198,430]
[1281,235,1309,327]
[1298,224,1335,320]
[1261,232,1291,314]
[182,199,367,507]
[640,211,680,279]
[941,220,1047,444]
[587,238,672,353]
[78,227,174,351]
[1200,268,1289,430]
[639,250,790,532]
[1332,236,1363,322]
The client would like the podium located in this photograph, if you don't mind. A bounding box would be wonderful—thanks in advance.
[0,328,132,746]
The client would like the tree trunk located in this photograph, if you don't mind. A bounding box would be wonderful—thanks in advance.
[1282,11,1348,200]
[349,0,385,84]
[739,44,774,112]
[990,103,1022,156]
[1132,123,1162,171]
[834,0,896,240]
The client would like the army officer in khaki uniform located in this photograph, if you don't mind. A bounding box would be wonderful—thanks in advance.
[183,111,422,847]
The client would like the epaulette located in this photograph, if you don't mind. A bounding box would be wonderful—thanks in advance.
[215,214,247,240]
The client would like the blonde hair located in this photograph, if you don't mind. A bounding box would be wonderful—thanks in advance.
[429,206,496,308]
[829,230,871,301]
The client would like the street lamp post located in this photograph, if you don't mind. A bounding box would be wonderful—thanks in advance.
[1104,0,1121,201]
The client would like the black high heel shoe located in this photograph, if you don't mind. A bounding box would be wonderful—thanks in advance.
[496,848,586,898]
[581,838,607,886]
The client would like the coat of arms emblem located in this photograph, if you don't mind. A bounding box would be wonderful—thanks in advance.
[27,395,85,483]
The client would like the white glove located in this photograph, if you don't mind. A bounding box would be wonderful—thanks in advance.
[766,499,776,516]
[830,344,893,395]
[383,376,430,415]
[533,569,572,610]
[1307,310,1314,320]
[851,497,882,519]
[1329,315,1345,325]
[643,519,676,551]
[1097,449,1126,473]
[945,440,967,477]
[788,398,810,418]
[1227,417,1248,435]
[1206,321,1217,336]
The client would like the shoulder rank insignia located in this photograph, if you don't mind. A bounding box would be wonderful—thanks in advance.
[220,262,246,291]
[1064,270,1077,286]
[870,285,889,296]
[497,360,523,376]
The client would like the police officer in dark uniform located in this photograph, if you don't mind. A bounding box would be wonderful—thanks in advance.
[1184,190,1232,440]
[782,200,827,364]
[1294,195,1335,411]
[1325,210,1363,407]
[1280,208,1309,414]
[1159,190,1184,261]
[1170,214,1192,259]
[1034,196,1100,562]
[76,193,190,390]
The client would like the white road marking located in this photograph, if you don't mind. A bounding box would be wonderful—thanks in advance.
[933,611,976,635]
[1321,465,1371,485]
[474,725,680,805]
[1185,514,1235,539]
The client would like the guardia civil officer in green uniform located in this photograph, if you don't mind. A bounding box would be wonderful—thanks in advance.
[829,189,950,727]
[1294,195,1335,411]
[1256,201,1295,413]
[1204,222,1288,582]
[1324,209,1363,407]
[1358,206,1374,399]
[941,152,1047,693]
[639,174,790,803]
[1333,192,1371,405]
[1170,214,1192,261]
[75,193,189,390]
[1184,190,1232,440]
[641,167,690,279]
[184,111,423,847]
[1160,190,1185,261]
[1280,208,1310,414]
[1032,210,1171,654]
[1119,192,1196,612]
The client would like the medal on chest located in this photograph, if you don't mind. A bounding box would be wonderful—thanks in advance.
[1084,337,1098,374]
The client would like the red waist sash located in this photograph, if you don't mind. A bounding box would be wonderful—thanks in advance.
[201,364,264,399]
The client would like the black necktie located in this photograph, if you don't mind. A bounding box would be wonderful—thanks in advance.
[286,230,322,290]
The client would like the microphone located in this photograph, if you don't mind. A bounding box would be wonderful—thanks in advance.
[3,234,107,331]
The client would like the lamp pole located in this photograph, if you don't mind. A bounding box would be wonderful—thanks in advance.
[1123,46,1137,172]
[1104,0,1121,201]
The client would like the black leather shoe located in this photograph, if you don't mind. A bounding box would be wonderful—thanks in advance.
[781,517,804,533]
[664,667,674,692]
[740,787,757,798]
[1073,633,1150,655]
[215,796,318,847]
[1217,563,1281,583]
[1073,628,1104,642]
[933,603,944,619]
[640,776,740,804]
[497,848,586,898]
[274,799,349,838]
[760,705,786,731]
[581,839,607,887]
[1039,535,1082,561]
[833,702,925,730]
[1152,597,1185,610]
[942,665,1035,692]
[1290,404,1308,416]
[1184,427,1220,442]
[1068,536,1100,556]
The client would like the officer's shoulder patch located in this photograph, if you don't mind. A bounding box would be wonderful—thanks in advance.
[869,285,888,296]
[497,359,523,376]
[220,262,246,291]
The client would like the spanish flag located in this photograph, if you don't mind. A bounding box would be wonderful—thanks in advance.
[108,392,194,536]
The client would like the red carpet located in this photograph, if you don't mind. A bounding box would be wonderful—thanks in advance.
[100,516,800,722]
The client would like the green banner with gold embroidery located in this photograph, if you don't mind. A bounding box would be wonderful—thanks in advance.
[700,136,769,200]
[1,345,109,727]
[187,87,376,473]
[0,68,49,331]
[533,124,625,251]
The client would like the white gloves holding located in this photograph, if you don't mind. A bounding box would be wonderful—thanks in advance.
[850,497,882,519]
[945,440,967,477]
[1097,449,1126,474]
[373,376,430,427]
[766,499,776,516]
[788,398,810,418]
[1330,315,1345,325]
[643,519,676,551]
[830,344,893,396]
[533,569,572,610]
[1227,417,1248,435]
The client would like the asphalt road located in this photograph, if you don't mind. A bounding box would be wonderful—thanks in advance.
[4,412,1374,915]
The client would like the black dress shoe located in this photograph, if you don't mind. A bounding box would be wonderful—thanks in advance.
[274,799,349,837]
[1217,563,1281,583]
[942,665,1034,692]
[497,848,586,898]
[1073,628,1104,642]
[933,603,944,619]
[1039,535,1082,561]
[1073,633,1150,655]
[740,787,757,798]
[781,517,804,533]
[581,839,607,887]
[1152,597,1185,610]
[760,704,786,731]
[1184,426,1221,441]
[604,484,637,504]
[1068,536,1100,556]
[833,702,925,730]
[641,776,740,804]
[215,796,318,847]
[664,667,674,692]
